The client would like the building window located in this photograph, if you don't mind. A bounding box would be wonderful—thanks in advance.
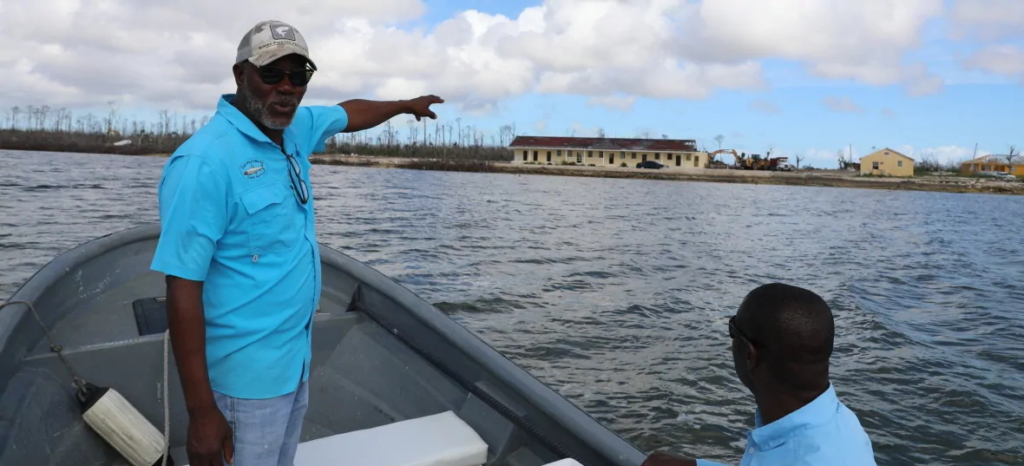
[631,153,636,159]
[686,154,691,161]
[655,153,660,160]
[556,150,562,156]
[872,162,879,169]
[898,160,903,167]
[599,151,604,158]
[522,150,527,161]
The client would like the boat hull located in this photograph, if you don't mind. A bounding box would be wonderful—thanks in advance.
[0,224,645,466]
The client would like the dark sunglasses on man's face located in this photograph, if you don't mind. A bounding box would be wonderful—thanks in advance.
[257,65,314,87]
[729,316,766,349]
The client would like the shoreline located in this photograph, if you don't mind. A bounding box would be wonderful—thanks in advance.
[4,148,1021,196]
[308,154,1024,196]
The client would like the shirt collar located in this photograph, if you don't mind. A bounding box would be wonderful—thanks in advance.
[217,94,276,145]
[216,94,301,156]
[749,383,840,451]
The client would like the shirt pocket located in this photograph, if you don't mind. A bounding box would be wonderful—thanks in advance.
[239,183,301,256]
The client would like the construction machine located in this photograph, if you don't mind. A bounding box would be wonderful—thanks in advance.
[707,149,741,169]
[740,149,795,171]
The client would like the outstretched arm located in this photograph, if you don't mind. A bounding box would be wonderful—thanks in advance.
[339,95,444,133]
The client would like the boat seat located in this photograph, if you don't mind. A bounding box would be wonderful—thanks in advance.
[188,411,488,466]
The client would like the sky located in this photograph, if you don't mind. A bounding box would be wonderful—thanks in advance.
[1,0,1022,168]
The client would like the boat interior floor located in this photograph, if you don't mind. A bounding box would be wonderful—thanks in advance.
[180,410,584,466]
[7,293,573,466]
[1,232,641,466]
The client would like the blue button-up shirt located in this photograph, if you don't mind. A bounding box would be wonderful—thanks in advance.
[150,94,348,399]
[697,384,878,466]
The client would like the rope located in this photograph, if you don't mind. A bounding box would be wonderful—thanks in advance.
[0,300,87,391]
[0,299,172,465]
[349,299,582,461]
[162,328,170,466]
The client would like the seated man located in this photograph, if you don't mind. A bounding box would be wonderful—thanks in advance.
[643,283,877,466]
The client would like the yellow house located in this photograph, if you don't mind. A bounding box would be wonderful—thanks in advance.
[860,148,914,177]
[960,154,1024,176]
[508,136,707,170]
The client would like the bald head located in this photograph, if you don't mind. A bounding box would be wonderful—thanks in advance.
[734,283,834,391]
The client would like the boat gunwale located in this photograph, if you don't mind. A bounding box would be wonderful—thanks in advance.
[1,223,646,466]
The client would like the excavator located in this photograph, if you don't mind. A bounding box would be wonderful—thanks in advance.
[709,148,794,171]
[707,149,741,169]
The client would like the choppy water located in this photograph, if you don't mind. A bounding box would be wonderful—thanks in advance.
[2,149,1023,466]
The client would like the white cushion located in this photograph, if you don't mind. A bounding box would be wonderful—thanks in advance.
[543,460,583,466]
[183,411,488,466]
[294,411,488,466]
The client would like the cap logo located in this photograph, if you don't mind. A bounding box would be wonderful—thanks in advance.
[271,25,296,41]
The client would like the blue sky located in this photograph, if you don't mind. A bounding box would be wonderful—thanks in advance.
[4,0,1022,168]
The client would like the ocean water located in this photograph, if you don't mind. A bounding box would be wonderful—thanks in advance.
[2,149,1022,465]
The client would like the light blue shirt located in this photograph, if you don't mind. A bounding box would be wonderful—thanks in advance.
[697,384,878,466]
[150,94,348,399]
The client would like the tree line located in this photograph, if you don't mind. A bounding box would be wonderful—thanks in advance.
[0,103,519,161]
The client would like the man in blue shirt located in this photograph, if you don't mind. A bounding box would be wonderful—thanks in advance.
[642,283,878,466]
[149,19,443,466]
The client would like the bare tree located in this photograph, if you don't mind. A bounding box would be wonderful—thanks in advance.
[106,101,119,136]
[714,134,724,149]
[1005,145,1018,175]
[795,154,804,169]
[406,119,417,145]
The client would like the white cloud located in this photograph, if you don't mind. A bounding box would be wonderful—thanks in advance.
[798,148,847,169]
[901,145,989,164]
[2,0,1017,115]
[750,100,781,114]
[821,96,863,113]
[674,0,947,93]
[568,121,605,137]
[949,0,1024,41]
[586,95,636,112]
[962,45,1024,80]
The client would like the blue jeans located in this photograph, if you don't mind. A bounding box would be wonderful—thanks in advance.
[213,380,309,466]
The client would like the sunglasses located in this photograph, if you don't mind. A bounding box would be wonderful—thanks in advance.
[728,316,766,349]
[256,65,314,87]
[283,151,309,204]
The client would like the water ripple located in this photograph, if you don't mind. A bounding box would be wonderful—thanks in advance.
[2,149,1024,465]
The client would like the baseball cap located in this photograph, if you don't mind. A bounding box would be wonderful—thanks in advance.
[236,20,317,71]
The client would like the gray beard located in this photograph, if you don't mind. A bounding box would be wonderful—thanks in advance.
[238,76,296,130]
